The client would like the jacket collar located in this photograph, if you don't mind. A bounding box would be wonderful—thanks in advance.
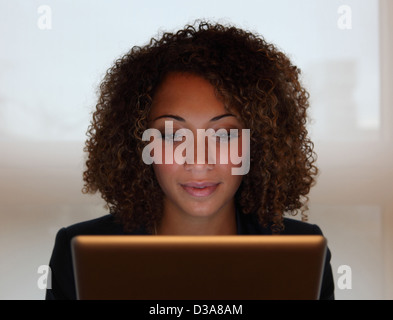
[235,206,271,235]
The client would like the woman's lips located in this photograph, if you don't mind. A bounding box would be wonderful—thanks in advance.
[180,182,220,197]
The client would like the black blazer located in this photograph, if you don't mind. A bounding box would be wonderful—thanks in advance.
[45,209,335,300]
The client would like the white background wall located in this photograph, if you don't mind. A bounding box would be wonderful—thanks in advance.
[1,0,391,299]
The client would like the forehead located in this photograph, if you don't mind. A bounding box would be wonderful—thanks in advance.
[149,72,231,120]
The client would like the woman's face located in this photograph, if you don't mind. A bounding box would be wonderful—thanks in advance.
[148,72,245,220]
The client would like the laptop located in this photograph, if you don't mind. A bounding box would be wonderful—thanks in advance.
[71,235,326,300]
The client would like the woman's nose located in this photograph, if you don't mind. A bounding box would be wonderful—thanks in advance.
[184,129,215,172]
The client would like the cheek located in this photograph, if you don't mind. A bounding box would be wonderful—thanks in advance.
[215,139,245,167]
[152,163,180,190]
[217,163,243,185]
[229,132,250,175]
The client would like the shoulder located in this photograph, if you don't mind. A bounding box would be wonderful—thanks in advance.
[237,211,324,235]
[50,214,122,262]
[282,218,334,300]
[281,217,324,235]
[60,214,124,239]
[46,214,124,300]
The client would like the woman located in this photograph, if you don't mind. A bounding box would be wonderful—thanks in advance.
[46,20,335,300]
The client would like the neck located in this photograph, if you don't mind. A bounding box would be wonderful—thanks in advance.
[156,202,237,235]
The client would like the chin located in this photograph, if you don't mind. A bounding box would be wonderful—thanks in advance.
[183,203,224,218]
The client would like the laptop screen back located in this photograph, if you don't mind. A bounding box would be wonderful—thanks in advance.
[71,235,326,300]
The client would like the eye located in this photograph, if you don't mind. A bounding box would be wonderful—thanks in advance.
[213,129,239,142]
[161,131,185,143]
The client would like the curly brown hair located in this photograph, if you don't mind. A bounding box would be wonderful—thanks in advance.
[82,20,318,234]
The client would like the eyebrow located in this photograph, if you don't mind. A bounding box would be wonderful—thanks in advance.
[152,113,236,122]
